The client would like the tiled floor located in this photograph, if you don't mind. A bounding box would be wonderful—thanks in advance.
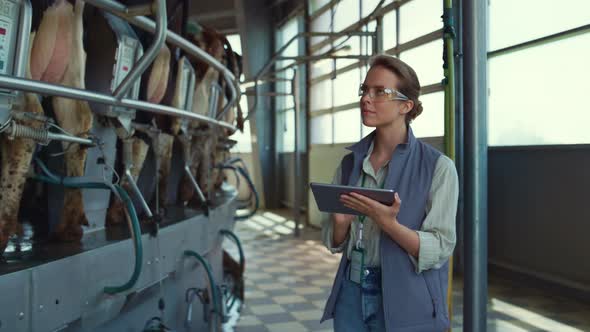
[224,210,590,332]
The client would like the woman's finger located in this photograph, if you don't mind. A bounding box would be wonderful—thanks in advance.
[391,192,402,213]
[343,202,365,214]
[350,192,376,207]
[341,195,367,208]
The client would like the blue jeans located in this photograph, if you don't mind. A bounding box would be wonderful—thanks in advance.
[333,264,386,332]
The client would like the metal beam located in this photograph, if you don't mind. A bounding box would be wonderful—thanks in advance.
[463,0,488,330]
[384,29,444,55]
[309,0,413,53]
[488,23,590,59]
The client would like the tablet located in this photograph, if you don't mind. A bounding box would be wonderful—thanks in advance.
[310,182,395,216]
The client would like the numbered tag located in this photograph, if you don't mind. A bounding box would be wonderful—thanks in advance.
[349,247,364,284]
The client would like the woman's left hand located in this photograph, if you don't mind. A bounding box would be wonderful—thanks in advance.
[340,192,402,228]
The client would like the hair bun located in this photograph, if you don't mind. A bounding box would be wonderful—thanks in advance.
[409,100,423,122]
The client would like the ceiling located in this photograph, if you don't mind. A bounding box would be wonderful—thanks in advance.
[190,0,240,35]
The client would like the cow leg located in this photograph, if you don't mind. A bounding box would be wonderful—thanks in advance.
[155,133,174,209]
[0,93,44,254]
[51,0,93,241]
[106,137,149,225]
[0,32,45,254]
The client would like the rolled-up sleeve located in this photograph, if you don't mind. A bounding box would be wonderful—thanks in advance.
[409,155,459,274]
[321,164,349,253]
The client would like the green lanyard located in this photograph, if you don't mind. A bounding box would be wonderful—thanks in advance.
[355,171,386,249]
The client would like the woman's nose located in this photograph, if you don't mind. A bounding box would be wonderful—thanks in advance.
[360,93,372,104]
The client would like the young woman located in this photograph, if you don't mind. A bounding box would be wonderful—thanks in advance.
[321,54,459,332]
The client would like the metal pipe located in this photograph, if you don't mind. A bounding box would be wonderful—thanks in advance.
[113,0,166,99]
[209,83,221,119]
[375,15,383,53]
[248,27,378,118]
[463,0,488,330]
[310,0,395,53]
[84,0,240,115]
[125,169,153,218]
[184,165,207,204]
[125,3,153,17]
[276,55,371,61]
[0,75,237,131]
[123,99,235,131]
[47,132,94,146]
[292,68,301,237]
[15,0,32,79]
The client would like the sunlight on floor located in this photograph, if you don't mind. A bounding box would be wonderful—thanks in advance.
[491,298,585,332]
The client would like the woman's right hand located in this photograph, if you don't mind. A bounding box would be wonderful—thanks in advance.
[331,213,355,248]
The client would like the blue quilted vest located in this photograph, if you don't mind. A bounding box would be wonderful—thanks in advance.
[321,128,449,331]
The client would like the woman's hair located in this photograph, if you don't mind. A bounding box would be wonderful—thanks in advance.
[369,54,423,125]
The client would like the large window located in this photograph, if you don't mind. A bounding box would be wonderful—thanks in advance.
[488,33,590,146]
[309,0,446,145]
[275,16,301,152]
[226,34,252,154]
[488,0,590,146]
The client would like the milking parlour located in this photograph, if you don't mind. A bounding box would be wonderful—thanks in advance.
[0,0,589,332]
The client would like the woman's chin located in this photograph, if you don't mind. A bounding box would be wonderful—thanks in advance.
[362,118,378,127]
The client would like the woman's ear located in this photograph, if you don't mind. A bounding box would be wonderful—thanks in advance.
[400,100,414,115]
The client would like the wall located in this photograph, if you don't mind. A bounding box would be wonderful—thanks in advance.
[488,145,590,290]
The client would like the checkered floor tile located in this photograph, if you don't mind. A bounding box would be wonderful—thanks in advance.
[223,210,590,332]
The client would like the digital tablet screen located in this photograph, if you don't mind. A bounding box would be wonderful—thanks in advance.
[309,182,395,216]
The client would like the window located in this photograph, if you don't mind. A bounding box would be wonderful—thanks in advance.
[230,97,253,153]
[226,34,252,153]
[382,10,397,51]
[334,108,362,143]
[412,91,444,138]
[311,114,333,144]
[333,0,360,32]
[399,39,444,87]
[333,68,361,107]
[488,33,590,146]
[309,0,446,145]
[309,0,332,15]
[276,17,301,152]
[399,0,442,43]
[281,109,296,152]
[489,0,590,51]
[310,79,333,111]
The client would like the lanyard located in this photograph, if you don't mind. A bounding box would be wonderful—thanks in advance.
[355,171,386,249]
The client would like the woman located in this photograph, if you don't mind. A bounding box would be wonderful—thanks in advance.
[321,54,459,332]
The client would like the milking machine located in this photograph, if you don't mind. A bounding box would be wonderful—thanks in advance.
[0,0,249,330]
[85,9,153,228]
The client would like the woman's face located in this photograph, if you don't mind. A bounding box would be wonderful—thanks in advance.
[360,65,410,128]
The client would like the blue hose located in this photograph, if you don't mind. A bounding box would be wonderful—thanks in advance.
[33,159,143,295]
[221,163,258,220]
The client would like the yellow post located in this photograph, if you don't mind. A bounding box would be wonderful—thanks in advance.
[442,0,456,330]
